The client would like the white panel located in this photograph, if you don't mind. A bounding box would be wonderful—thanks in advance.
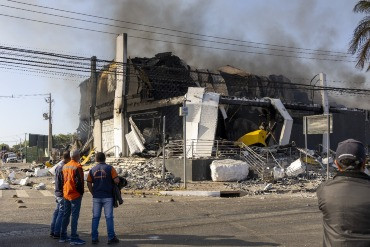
[185,87,204,158]
[102,119,114,153]
[186,122,199,157]
[186,87,204,123]
[197,93,220,156]
[269,98,293,145]
[185,88,219,158]
[125,129,145,155]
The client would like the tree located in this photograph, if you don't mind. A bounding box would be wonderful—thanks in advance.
[0,143,9,152]
[349,0,370,71]
[53,133,75,149]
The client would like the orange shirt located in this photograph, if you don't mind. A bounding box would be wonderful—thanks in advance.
[62,160,84,201]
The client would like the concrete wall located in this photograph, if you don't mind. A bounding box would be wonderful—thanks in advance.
[165,158,214,181]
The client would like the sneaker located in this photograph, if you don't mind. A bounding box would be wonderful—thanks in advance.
[49,232,55,238]
[53,233,60,239]
[59,236,71,243]
[107,236,119,244]
[59,238,67,243]
[70,238,86,245]
[92,239,99,244]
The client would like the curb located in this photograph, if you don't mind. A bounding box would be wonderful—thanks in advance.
[159,191,221,197]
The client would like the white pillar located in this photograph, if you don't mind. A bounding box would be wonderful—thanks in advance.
[320,73,330,152]
[113,34,127,157]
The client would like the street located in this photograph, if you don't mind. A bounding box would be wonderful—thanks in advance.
[0,188,322,247]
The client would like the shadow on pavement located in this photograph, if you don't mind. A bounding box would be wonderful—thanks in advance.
[0,222,91,247]
[120,234,280,246]
[0,223,280,246]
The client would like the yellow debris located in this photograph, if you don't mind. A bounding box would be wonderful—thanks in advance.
[237,129,267,146]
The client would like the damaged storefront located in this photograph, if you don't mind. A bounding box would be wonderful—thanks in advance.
[77,35,370,181]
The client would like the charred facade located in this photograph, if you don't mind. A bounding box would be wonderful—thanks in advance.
[77,52,370,155]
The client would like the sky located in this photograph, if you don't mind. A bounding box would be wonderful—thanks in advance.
[0,0,368,146]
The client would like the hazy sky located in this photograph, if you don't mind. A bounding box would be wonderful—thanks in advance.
[0,0,368,146]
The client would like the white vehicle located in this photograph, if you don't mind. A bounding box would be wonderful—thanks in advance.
[6,154,18,163]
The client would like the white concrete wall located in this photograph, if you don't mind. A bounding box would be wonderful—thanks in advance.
[102,119,114,154]
[93,119,102,152]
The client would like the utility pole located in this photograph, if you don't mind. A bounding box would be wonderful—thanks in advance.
[179,102,188,189]
[44,93,53,159]
[24,133,27,163]
[319,73,330,180]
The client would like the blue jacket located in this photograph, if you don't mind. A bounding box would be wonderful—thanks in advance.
[87,163,118,198]
[54,160,66,197]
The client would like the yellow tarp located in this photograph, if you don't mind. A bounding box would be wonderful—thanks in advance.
[237,129,267,146]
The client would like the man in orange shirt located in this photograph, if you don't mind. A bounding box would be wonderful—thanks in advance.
[59,149,85,245]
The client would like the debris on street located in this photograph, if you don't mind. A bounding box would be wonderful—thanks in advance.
[35,183,46,190]
[0,179,10,190]
[19,177,31,186]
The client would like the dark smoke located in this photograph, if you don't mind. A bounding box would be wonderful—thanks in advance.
[105,0,368,108]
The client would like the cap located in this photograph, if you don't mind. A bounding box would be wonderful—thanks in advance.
[335,139,366,165]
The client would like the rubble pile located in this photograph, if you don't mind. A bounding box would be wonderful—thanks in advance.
[113,158,181,190]
[224,167,328,196]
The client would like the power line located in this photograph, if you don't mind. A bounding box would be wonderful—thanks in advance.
[0,93,49,98]
[0,3,353,59]
[0,13,357,63]
[4,0,350,55]
[0,44,367,96]
[0,42,111,59]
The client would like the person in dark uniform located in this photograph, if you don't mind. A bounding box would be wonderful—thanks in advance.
[317,139,370,246]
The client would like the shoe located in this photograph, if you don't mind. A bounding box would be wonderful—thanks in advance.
[49,232,55,238]
[59,236,71,243]
[70,238,86,245]
[59,238,67,243]
[107,236,119,244]
[92,239,99,244]
[53,233,60,239]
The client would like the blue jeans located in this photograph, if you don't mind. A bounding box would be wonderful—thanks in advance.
[50,196,64,235]
[60,196,82,241]
[91,198,115,240]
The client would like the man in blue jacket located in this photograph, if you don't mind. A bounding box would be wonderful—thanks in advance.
[50,151,70,238]
[87,152,120,244]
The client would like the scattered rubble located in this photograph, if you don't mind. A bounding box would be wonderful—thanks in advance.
[35,183,46,190]
[286,159,306,177]
[8,171,16,180]
[34,168,49,177]
[263,183,273,191]
[19,177,31,186]
[111,158,181,190]
[0,179,10,190]
[224,166,328,196]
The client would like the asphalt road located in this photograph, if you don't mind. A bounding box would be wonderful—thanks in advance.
[0,187,322,247]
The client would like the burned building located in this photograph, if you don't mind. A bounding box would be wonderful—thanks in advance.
[77,35,370,158]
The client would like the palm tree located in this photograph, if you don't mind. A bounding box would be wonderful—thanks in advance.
[349,0,370,71]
